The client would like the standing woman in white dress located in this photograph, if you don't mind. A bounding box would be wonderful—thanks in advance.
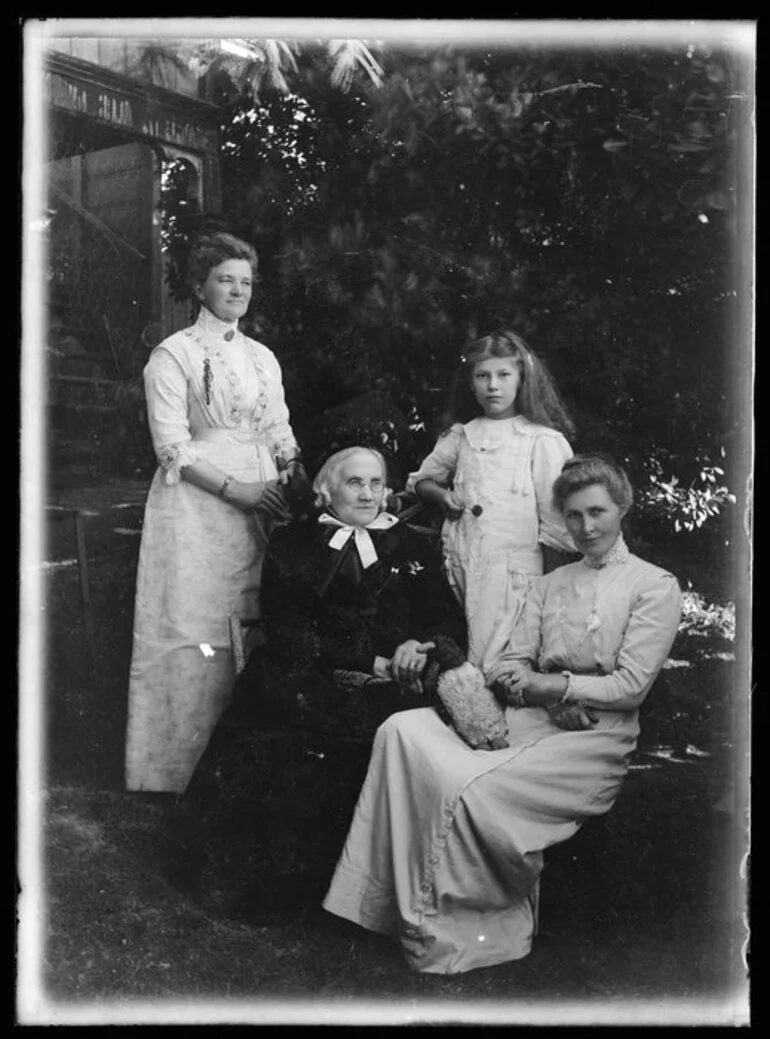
[323,455,682,974]
[408,330,576,675]
[125,232,303,794]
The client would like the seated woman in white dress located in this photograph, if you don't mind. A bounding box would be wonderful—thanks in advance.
[322,454,682,975]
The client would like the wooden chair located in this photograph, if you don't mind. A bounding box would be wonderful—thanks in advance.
[228,615,264,675]
[46,505,96,665]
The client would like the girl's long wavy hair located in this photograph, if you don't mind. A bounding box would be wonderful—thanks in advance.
[442,329,575,441]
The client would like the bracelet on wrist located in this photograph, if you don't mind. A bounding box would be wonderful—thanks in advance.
[218,475,234,501]
[546,671,573,712]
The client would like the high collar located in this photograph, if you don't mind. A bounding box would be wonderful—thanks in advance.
[582,532,630,570]
[196,305,240,338]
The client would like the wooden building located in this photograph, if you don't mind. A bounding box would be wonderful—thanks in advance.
[42,37,226,471]
[45,38,224,354]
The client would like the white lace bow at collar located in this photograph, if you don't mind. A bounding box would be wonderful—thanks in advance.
[317,511,399,568]
[583,532,630,570]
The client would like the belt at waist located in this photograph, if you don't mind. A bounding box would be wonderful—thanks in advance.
[192,427,272,447]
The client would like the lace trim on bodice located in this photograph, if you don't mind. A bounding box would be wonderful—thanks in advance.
[582,533,630,570]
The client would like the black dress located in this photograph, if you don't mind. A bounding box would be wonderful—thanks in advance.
[165,512,466,920]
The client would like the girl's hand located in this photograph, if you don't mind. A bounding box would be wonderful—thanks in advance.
[548,703,600,731]
[390,639,436,685]
[441,490,465,519]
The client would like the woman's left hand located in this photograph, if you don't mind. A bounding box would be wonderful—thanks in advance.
[548,703,600,731]
[390,639,436,685]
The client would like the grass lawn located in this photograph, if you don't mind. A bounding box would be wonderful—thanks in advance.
[19,475,750,1026]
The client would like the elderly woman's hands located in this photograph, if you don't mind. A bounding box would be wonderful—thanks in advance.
[389,639,436,689]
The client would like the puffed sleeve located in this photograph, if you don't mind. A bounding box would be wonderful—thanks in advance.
[567,573,682,709]
[485,575,548,684]
[143,347,206,485]
[254,343,298,464]
[405,425,463,494]
[532,432,576,553]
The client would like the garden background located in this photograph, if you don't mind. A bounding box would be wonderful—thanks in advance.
[24,20,752,1027]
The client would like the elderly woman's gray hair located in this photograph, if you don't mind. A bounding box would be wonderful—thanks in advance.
[552,454,634,515]
[312,446,390,511]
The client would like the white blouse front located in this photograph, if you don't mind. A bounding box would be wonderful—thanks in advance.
[143,307,297,484]
[487,548,682,711]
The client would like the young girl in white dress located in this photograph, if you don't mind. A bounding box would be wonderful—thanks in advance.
[408,330,576,673]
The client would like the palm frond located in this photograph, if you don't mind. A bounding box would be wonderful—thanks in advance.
[261,39,299,93]
[131,42,195,85]
[326,39,385,91]
[134,36,384,100]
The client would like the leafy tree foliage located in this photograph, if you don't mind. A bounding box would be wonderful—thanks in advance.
[164,39,752,573]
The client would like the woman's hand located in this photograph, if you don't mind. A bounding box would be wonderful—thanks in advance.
[508,671,546,695]
[507,670,568,703]
[548,703,600,731]
[493,667,533,706]
[226,479,290,521]
[278,458,309,489]
[500,663,532,685]
[390,640,436,686]
[254,481,292,521]
[373,656,393,681]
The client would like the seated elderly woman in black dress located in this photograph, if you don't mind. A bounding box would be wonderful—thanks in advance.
[166,444,490,919]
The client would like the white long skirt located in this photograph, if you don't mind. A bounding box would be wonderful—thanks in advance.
[125,437,274,793]
[323,705,639,974]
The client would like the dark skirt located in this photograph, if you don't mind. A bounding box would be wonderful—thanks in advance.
[163,664,426,921]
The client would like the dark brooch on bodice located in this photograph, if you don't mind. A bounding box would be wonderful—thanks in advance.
[203,357,213,404]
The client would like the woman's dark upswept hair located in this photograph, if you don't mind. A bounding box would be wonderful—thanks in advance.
[552,454,634,515]
[445,329,575,440]
[187,232,259,289]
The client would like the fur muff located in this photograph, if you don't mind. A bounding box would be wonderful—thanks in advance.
[435,662,510,751]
